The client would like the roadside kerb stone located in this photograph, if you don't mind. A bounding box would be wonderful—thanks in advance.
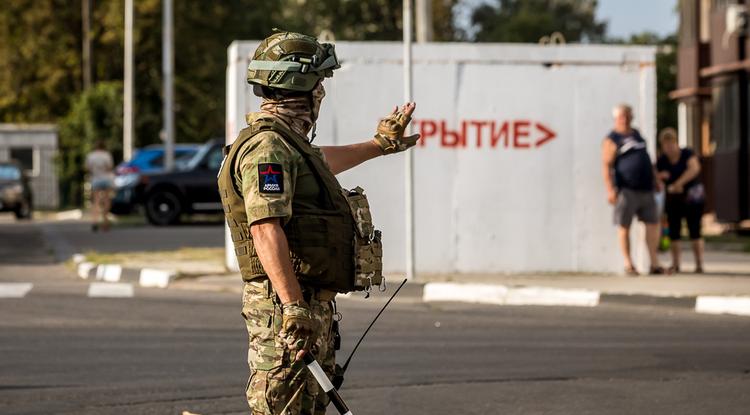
[423,281,750,318]
[74,253,177,289]
[695,296,750,316]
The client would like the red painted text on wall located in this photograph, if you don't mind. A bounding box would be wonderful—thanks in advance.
[415,119,557,149]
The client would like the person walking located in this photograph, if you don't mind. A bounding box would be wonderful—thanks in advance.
[656,128,705,273]
[84,140,115,232]
[601,104,665,275]
[217,31,419,415]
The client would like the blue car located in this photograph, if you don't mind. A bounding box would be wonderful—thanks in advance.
[111,144,199,214]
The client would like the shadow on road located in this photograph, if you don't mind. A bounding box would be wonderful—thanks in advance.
[0,216,225,264]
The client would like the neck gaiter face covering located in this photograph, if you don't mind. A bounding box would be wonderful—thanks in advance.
[260,83,325,139]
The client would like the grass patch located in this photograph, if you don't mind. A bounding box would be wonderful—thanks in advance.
[108,213,225,228]
[83,247,224,264]
[705,234,750,253]
[110,214,147,227]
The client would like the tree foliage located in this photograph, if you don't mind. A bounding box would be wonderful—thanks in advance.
[0,0,83,122]
[609,32,678,136]
[2,0,679,207]
[57,81,123,207]
[0,0,459,149]
[471,0,607,43]
[0,0,460,206]
[276,0,459,42]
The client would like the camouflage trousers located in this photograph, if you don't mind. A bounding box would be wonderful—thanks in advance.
[242,279,337,415]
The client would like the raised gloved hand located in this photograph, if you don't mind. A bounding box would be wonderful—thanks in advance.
[372,102,420,155]
[280,300,317,360]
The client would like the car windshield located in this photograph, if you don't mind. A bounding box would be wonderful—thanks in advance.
[0,165,21,180]
[175,153,194,171]
[185,142,214,170]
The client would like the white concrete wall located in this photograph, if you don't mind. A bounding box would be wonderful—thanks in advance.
[227,41,657,275]
[0,124,59,209]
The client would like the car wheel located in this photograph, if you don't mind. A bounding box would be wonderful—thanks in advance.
[144,189,183,226]
[14,199,32,220]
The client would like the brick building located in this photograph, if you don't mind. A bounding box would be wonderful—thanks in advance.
[672,0,749,222]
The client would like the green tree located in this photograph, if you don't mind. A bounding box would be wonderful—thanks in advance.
[1,0,462,206]
[275,0,459,41]
[2,0,459,147]
[57,82,123,207]
[470,0,607,43]
[609,32,678,136]
[0,0,83,122]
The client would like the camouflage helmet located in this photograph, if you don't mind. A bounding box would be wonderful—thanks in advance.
[247,31,340,92]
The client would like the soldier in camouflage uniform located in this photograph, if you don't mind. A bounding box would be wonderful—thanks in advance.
[217,31,419,415]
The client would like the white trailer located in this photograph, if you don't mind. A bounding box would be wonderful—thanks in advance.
[226,41,656,276]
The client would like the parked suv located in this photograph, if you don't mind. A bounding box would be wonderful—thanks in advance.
[112,144,199,214]
[0,161,32,219]
[135,138,224,225]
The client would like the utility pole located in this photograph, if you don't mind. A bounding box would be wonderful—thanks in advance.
[415,0,434,42]
[403,0,415,281]
[82,0,92,90]
[123,0,134,161]
[162,0,175,171]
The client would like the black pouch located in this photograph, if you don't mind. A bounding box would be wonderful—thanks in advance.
[332,320,341,351]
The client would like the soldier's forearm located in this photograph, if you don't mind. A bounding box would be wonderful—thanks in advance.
[320,141,382,175]
[250,218,304,304]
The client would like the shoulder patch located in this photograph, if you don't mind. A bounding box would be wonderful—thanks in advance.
[258,163,284,194]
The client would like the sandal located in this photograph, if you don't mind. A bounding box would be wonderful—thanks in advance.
[624,266,639,276]
[668,265,680,274]
[695,266,704,274]
[649,266,668,275]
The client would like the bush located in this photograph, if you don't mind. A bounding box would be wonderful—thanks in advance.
[57,82,123,207]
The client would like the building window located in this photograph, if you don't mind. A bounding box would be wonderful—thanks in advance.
[9,147,39,176]
[712,78,740,152]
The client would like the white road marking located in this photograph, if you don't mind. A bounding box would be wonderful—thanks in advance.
[695,296,750,317]
[88,282,134,298]
[0,283,33,298]
[423,283,600,307]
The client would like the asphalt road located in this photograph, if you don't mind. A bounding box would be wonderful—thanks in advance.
[34,218,225,260]
[2,220,750,415]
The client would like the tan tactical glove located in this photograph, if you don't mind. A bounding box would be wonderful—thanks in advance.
[280,300,317,357]
[372,109,420,155]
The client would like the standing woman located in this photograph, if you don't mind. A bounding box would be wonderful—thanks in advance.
[85,140,115,232]
[656,128,705,273]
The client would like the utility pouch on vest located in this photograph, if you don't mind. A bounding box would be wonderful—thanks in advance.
[283,214,354,289]
[343,186,384,292]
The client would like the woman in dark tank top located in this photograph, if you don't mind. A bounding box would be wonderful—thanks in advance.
[656,128,705,273]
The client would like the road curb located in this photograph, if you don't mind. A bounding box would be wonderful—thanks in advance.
[422,282,600,307]
[69,255,750,318]
[598,293,697,309]
[422,282,750,318]
[695,295,750,317]
[74,255,177,289]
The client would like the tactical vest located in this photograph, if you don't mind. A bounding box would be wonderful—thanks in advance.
[218,116,383,293]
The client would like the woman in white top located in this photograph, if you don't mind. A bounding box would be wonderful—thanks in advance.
[85,141,115,231]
